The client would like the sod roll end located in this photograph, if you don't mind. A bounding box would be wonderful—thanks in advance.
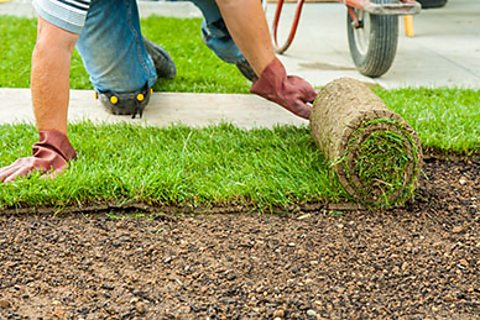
[310,78,423,207]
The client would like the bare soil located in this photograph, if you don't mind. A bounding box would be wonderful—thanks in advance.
[0,158,478,320]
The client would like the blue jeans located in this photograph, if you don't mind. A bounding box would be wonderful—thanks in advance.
[77,0,245,94]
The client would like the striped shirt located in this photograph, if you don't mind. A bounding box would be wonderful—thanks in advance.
[33,0,91,34]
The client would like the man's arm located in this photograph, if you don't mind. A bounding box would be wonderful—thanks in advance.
[32,17,78,133]
[215,0,317,119]
[0,18,77,183]
[214,0,274,76]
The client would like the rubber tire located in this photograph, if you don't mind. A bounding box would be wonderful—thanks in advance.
[347,0,399,78]
[416,0,447,9]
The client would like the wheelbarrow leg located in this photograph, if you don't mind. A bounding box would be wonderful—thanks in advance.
[271,0,306,54]
[404,15,415,37]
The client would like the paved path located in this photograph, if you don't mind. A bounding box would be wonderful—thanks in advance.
[268,0,480,88]
[0,89,306,129]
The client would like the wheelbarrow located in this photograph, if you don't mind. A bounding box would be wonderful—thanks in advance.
[264,0,421,78]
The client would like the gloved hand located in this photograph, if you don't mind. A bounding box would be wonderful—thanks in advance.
[0,130,77,183]
[251,58,317,119]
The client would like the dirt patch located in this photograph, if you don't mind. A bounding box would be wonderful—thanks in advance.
[0,158,478,320]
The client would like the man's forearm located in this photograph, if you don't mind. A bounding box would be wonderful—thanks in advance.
[215,0,275,76]
[214,1,316,119]
[31,17,78,134]
[0,18,79,183]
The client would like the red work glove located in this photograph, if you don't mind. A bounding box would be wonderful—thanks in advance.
[0,130,77,183]
[251,58,317,119]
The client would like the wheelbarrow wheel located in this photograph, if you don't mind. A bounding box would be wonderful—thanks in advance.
[347,0,399,78]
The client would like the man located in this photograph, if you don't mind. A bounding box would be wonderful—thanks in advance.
[0,0,317,183]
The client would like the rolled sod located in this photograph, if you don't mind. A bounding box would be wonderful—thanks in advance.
[310,78,423,207]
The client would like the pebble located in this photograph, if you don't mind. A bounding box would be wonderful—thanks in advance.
[177,305,191,314]
[101,283,115,290]
[130,297,139,304]
[452,226,465,234]
[459,177,467,185]
[53,308,66,318]
[297,214,311,220]
[0,300,11,309]
[136,302,146,314]
[273,308,285,318]
[118,236,131,242]
[307,309,317,317]
[226,272,237,281]
[459,259,469,267]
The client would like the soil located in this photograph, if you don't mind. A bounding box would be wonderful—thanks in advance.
[0,157,478,320]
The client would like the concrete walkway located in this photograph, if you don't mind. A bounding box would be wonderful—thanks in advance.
[0,89,307,129]
[268,0,480,88]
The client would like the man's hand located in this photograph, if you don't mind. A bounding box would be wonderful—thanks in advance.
[213,1,317,118]
[251,58,317,119]
[0,130,76,183]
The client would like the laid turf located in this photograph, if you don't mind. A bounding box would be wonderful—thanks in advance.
[0,109,477,210]
[0,124,346,209]
[376,88,480,154]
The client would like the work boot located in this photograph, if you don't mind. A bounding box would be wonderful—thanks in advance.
[96,83,152,119]
[143,38,177,80]
[236,59,258,82]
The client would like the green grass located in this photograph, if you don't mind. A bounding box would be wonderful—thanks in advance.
[0,123,346,209]
[339,118,421,207]
[375,88,480,154]
[0,16,251,93]
[0,16,478,209]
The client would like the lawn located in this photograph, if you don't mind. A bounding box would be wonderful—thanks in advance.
[0,124,346,209]
[0,16,478,210]
[0,16,251,93]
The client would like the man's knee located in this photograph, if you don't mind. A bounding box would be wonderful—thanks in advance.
[75,0,157,94]
[35,17,78,55]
